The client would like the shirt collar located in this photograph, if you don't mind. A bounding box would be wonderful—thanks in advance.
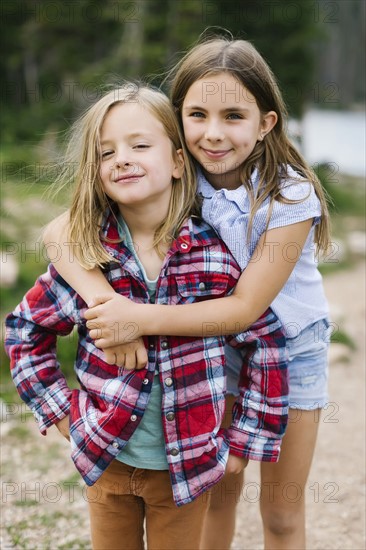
[197,168,216,199]
[100,206,220,261]
[197,167,259,212]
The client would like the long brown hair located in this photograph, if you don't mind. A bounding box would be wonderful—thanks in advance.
[54,83,199,269]
[166,36,331,252]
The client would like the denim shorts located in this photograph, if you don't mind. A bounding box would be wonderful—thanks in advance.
[225,318,330,410]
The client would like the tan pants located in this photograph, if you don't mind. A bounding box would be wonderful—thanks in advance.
[86,459,210,550]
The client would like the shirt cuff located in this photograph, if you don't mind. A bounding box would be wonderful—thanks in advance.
[30,384,72,434]
[227,425,281,462]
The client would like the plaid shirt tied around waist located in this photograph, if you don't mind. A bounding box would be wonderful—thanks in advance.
[5,212,288,506]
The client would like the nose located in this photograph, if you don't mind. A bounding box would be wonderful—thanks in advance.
[204,119,224,142]
[111,149,132,170]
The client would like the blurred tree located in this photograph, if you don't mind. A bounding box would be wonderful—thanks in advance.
[208,0,323,117]
[0,0,363,147]
[315,0,365,108]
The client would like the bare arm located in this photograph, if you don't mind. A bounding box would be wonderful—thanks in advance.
[43,211,115,305]
[43,212,148,369]
[86,219,313,345]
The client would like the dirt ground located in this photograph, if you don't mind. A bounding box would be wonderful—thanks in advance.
[1,262,365,550]
[232,260,366,550]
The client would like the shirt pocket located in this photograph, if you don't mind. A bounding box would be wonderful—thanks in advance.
[175,273,231,303]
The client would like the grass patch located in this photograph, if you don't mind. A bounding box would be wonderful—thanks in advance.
[7,425,32,440]
[60,471,83,487]
[57,539,91,549]
[15,499,39,508]
[6,520,29,549]
[1,176,79,397]
[37,511,69,527]
[315,164,365,217]
[331,328,357,350]
[318,258,352,276]
[6,512,82,549]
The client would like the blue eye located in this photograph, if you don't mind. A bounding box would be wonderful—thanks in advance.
[227,113,243,120]
[190,112,205,118]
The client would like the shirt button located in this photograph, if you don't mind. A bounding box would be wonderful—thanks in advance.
[130,414,137,422]
[161,341,169,350]
[170,448,179,456]
[112,441,120,449]
[164,377,173,387]
[166,412,175,421]
[142,378,149,385]
[180,242,188,250]
[198,282,206,291]
[149,343,155,350]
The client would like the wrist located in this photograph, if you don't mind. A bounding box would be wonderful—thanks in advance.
[135,303,156,336]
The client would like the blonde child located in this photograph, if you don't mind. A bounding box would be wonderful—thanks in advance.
[5,83,288,549]
[44,36,331,549]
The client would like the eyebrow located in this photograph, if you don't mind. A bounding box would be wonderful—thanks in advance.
[100,131,155,145]
[127,131,155,138]
[183,105,250,114]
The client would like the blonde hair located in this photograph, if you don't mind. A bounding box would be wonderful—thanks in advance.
[55,83,199,269]
[166,36,331,252]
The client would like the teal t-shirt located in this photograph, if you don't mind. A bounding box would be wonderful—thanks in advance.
[115,216,168,470]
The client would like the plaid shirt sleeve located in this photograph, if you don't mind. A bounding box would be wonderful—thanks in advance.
[226,308,289,462]
[5,266,78,434]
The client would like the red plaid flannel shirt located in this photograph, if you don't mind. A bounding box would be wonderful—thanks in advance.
[5,211,288,506]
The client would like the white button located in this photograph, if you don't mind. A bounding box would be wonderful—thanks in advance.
[170,448,179,456]
[142,378,149,385]
[131,414,137,421]
[164,377,173,387]
[180,243,188,250]
[198,282,206,291]
[112,441,119,449]
[161,341,169,350]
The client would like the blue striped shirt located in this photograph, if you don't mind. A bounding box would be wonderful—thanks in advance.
[198,166,329,336]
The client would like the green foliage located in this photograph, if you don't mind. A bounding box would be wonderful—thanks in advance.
[0,176,75,399]
[1,0,324,146]
[314,163,366,217]
[331,328,356,350]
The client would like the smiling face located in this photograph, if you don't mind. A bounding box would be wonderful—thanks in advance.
[182,72,277,189]
[99,101,183,214]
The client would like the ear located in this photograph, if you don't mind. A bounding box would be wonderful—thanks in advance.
[172,148,185,179]
[258,111,278,141]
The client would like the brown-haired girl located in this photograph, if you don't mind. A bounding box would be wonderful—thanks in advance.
[44,36,331,549]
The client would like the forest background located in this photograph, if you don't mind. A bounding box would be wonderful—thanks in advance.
[0,1,365,549]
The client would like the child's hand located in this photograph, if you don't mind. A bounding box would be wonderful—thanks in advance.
[103,338,148,370]
[55,415,70,441]
[225,454,248,475]
[85,293,143,347]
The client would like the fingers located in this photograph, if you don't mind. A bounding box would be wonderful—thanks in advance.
[135,346,148,370]
[101,339,148,372]
[87,293,116,308]
[89,327,103,340]
[84,306,101,321]
[124,353,136,370]
[103,350,117,365]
